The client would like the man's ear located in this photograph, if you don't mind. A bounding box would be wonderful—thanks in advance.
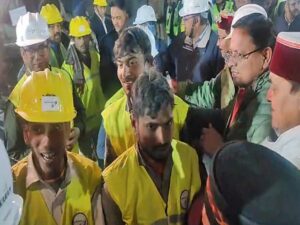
[20,48,26,61]
[262,47,273,70]
[22,124,30,145]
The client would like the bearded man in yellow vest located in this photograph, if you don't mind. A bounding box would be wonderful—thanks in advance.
[12,69,104,225]
[99,26,190,167]
[102,70,201,225]
[40,4,68,68]
[62,16,106,160]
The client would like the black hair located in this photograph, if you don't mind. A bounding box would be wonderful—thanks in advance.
[113,26,153,64]
[109,0,129,15]
[232,13,276,50]
[131,70,174,118]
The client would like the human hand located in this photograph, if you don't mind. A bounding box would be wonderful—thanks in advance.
[200,124,224,157]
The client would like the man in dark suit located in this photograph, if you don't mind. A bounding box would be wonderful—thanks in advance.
[90,0,113,49]
[99,0,129,99]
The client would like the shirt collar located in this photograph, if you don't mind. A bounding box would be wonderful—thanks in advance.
[195,24,211,49]
[26,152,72,189]
[277,125,300,142]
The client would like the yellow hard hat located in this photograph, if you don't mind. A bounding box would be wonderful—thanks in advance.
[15,69,76,123]
[69,16,92,37]
[40,4,63,25]
[94,0,107,7]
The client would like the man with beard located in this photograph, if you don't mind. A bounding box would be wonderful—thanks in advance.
[156,0,224,83]
[5,13,85,164]
[40,4,68,68]
[273,0,300,33]
[102,71,201,225]
[100,27,190,167]
[62,16,106,160]
[12,69,104,225]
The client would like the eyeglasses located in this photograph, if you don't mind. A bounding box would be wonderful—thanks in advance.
[22,42,49,57]
[228,47,263,64]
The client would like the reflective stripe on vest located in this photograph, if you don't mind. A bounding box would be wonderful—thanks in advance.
[173,1,182,36]
[12,152,101,225]
[102,95,189,156]
[102,139,201,225]
[166,5,173,35]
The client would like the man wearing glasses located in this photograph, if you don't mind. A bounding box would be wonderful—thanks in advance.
[181,5,274,157]
[4,13,86,164]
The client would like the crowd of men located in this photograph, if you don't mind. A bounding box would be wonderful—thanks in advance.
[0,0,300,224]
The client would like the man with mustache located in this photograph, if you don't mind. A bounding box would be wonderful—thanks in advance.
[62,16,106,160]
[273,0,300,33]
[102,71,201,225]
[12,69,104,225]
[100,27,190,167]
[40,4,68,68]
[5,13,85,164]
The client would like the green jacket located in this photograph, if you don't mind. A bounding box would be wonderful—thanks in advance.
[184,67,235,109]
[184,71,271,144]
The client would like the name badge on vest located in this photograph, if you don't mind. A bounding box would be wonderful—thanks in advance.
[180,190,190,209]
[72,213,88,225]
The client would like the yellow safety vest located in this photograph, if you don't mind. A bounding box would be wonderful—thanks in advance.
[62,49,106,133]
[50,43,67,68]
[102,94,189,156]
[102,139,201,225]
[104,88,126,109]
[12,152,101,225]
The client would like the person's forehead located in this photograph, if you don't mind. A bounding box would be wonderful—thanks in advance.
[117,52,144,61]
[111,6,126,16]
[230,28,254,50]
[24,41,48,49]
[139,105,173,122]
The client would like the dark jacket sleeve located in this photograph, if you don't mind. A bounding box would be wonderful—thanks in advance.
[71,78,86,135]
[4,101,30,164]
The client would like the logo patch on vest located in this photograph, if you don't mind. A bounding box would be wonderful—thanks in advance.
[180,190,190,209]
[72,213,88,225]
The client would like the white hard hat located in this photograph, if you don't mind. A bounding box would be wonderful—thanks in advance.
[179,0,210,17]
[137,25,159,57]
[0,140,23,225]
[226,4,268,39]
[133,5,157,25]
[16,12,50,47]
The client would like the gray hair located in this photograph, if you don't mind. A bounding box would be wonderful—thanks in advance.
[131,70,174,118]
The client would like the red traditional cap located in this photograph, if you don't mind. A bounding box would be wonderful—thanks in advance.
[270,32,300,84]
[217,15,233,33]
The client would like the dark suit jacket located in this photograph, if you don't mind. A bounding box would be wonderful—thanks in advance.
[90,14,114,48]
[156,31,224,83]
[99,29,121,99]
